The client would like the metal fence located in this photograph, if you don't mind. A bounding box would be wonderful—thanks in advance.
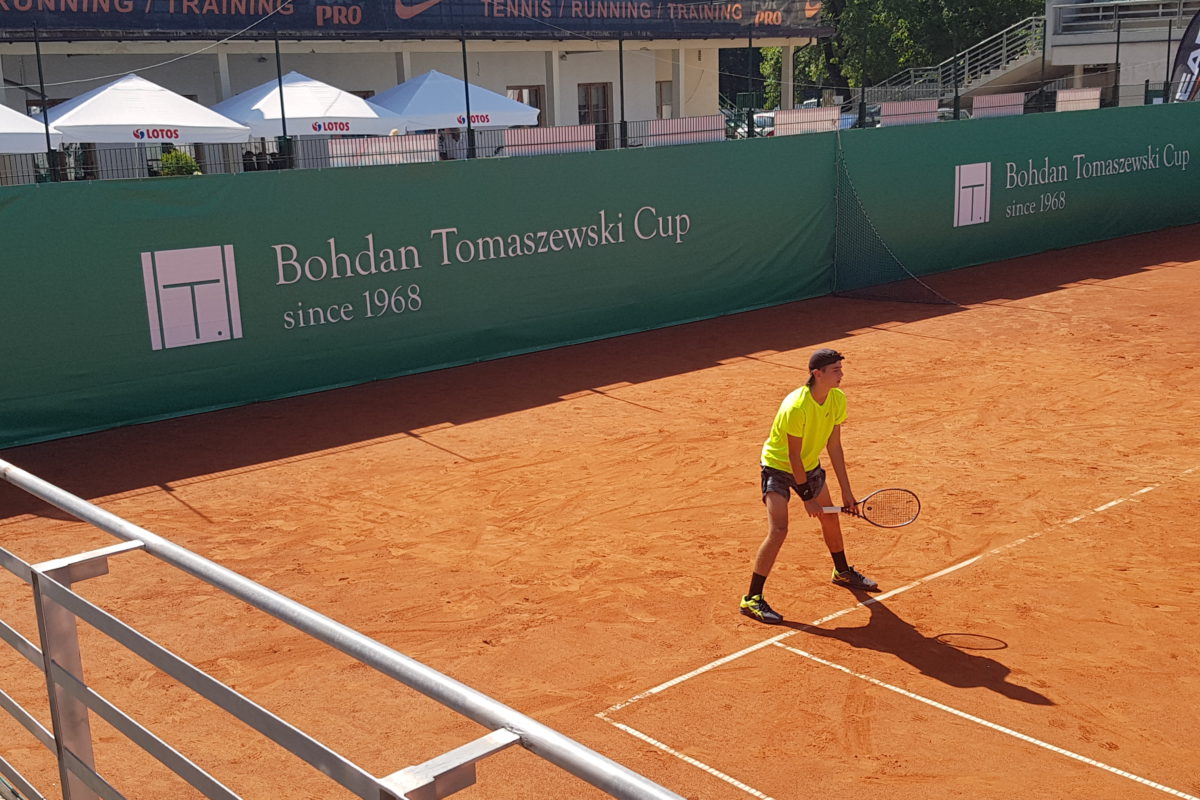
[0,457,684,800]
[0,115,733,184]
[727,79,1191,134]
[0,86,1193,186]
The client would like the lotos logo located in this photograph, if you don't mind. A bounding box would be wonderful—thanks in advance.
[455,113,491,125]
[133,128,180,140]
[312,121,352,132]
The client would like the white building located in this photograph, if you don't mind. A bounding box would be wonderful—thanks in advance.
[1046,0,1200,105]
[0,1,830,125]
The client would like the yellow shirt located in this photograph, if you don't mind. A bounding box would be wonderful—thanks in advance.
[760,386,847,474]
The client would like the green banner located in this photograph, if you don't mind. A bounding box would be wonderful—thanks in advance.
[6,102,1199,449]
[0,137,835,448]
[837,102,1200,278]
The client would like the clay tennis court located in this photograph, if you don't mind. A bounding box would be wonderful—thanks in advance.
[2,223,1198,800]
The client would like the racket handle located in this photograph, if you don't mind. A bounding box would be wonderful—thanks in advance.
[823,505,861,518]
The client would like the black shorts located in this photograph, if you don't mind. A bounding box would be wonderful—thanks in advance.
[761,464,826,502]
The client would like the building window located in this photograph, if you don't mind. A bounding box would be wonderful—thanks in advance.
[656,80,673,119]
[507,85,545,125]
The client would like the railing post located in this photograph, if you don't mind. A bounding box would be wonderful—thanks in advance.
[31,570,100,800]
[27,543,143,800]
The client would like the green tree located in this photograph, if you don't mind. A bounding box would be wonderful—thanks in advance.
[760,47,784,109]
[160,149,200,176]
[757,0,1043,102]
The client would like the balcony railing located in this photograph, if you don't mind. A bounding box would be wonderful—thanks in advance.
[1053,0,1200,34]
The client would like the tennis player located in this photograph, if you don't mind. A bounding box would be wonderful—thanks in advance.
[740,348,878,624]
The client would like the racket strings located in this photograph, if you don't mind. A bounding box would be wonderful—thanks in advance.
[861,490,919,527]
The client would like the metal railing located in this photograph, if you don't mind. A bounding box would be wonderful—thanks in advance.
[0,115,736,185]
[1053,0,1200,35]
[867,16,1046,103]
[0,82,1189,188]
[0,458,685,800]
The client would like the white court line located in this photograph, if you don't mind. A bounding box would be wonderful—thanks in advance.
[596,464,1199,798]
[775,642,1200,800]
[599,555,985,719]
[597,717,776,800]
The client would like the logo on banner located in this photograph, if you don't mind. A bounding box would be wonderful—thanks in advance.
[394,0,445,19]
[312,121,352,132]
[141,245,244,351]
[953,162,991,227]
[456,113,491,124]
[1170,8,1200,101]
[133,128,181,140]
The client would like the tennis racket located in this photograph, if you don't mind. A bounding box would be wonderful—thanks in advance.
[823,488,920,528]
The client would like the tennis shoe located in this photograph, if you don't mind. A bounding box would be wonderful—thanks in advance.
[739,594,783,624]
[832,566,880,592]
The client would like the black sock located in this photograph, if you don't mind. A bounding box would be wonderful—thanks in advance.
[831,551,850,574]
[748,572,767,598]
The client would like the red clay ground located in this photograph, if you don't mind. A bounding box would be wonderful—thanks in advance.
[1,224,1198,800]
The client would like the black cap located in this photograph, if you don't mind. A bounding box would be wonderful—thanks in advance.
[808,348,844,371]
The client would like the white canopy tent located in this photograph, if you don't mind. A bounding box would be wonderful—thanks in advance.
[43,74,250,144]
[211,72,405,138]
[0,104,62,153]
[371,70,540,131]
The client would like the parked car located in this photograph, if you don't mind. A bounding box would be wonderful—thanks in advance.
[856,104,882,127]
[750,111,775,136]
[937,107,973,121]
[731,110,776,138]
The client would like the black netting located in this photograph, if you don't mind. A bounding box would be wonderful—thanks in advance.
[833,148,959,305]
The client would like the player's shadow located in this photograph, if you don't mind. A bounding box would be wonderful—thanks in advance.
[784,593,1053,705]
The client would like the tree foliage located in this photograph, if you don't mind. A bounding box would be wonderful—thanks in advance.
[759,0,1044,101]
[160,149,201,176]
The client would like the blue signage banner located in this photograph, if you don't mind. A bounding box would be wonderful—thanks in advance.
[0,0,832,40]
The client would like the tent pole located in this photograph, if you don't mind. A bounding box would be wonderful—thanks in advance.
[33,25,57,182]
[1112,17,1122,106]
[619,37,627,149]
[274,30,291,167]
[1164,18,1173,101]
[460,33,476,159]
[746,34,754,137]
